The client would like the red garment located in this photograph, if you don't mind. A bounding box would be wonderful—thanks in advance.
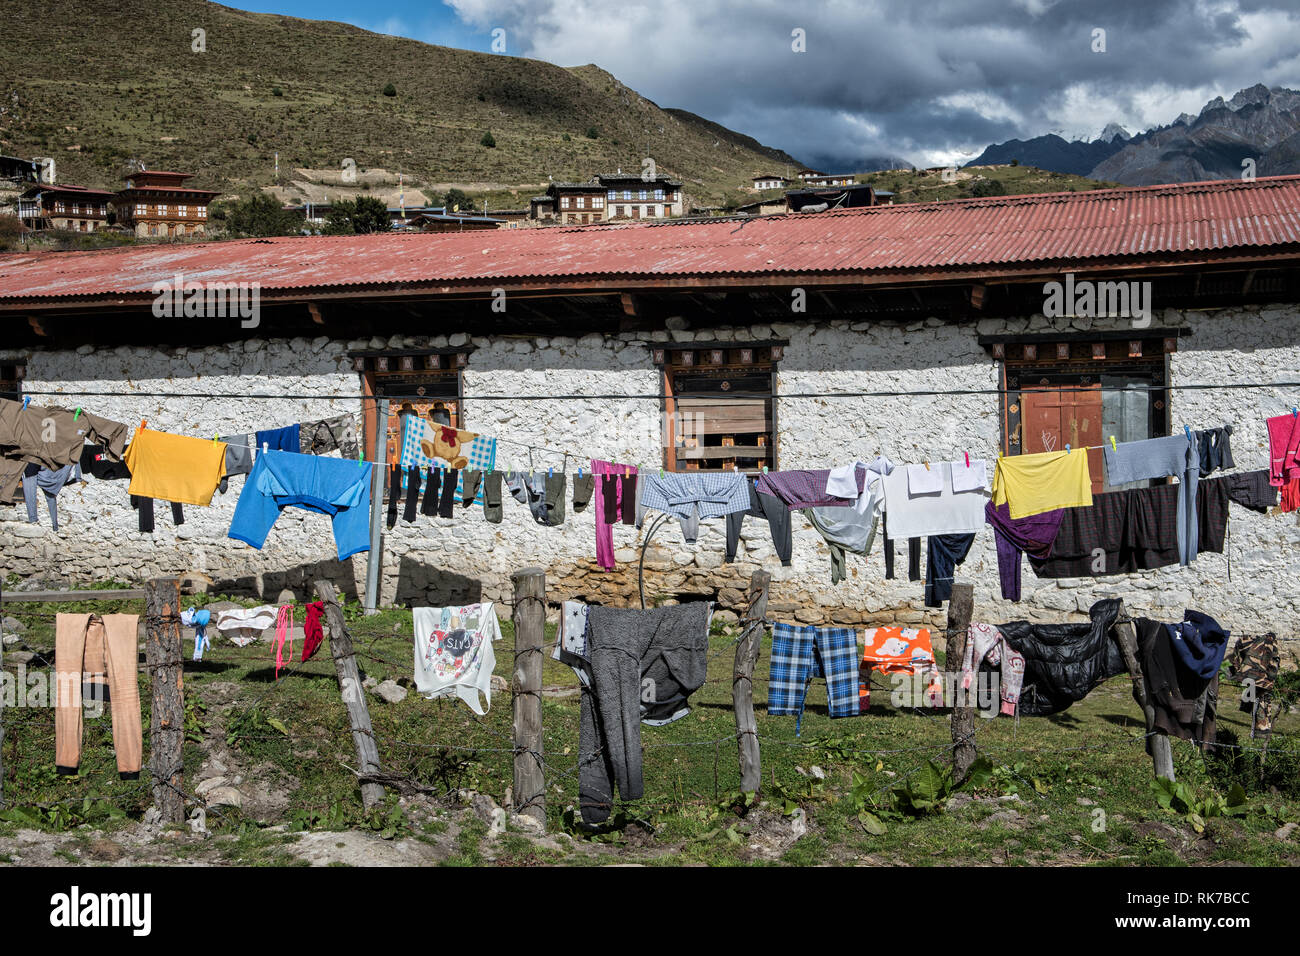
[1266,413,1300,487]
[302,601,326,662]
[1281,478,1300,514]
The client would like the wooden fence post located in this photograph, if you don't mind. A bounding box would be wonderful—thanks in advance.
[313,580,385,810]
[733,570,771,795]
[145,576,186,824]
[945,583,976,784]
[511,568,546,829]
[1113,604,1175,781]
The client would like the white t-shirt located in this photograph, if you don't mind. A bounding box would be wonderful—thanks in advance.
[413,603,502,715]
[882,462,990,538]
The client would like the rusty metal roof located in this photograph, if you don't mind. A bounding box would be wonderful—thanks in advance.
[3,175,1300,305]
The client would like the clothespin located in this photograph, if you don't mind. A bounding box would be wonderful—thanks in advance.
[140,420,147,431]
[762,466,768,473]
[213,433,219,446]
[1184,425,1192,441]
[73,407,81,421]
[21,396,30,409]
[1109,436,1117,452]
[963,451,970,468]
[1065,444,1070,453]
[625,467,630,479]
[659,468,664,479]
[358,448,366,467]
[923,461,930,471]
[1293,406,1297,418]
[262,441,269,454]
[578,466,583,478]
[548,467,553,478]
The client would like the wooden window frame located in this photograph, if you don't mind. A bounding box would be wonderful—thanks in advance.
[657,343,782,473]
[0,359,25,402]
[995,336,1174,494]
[352,348,471,466]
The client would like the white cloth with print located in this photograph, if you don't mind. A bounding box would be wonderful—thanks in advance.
[413,603,502,715]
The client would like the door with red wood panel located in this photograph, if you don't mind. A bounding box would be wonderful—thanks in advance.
[1021,385,1104,493]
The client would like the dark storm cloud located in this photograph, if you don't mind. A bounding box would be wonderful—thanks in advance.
[448,0,1300,168]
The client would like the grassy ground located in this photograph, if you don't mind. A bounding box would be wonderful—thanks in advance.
[2,588,1297,866]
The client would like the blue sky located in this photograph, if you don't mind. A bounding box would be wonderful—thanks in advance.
[226,1,494,52]
[222,1,1300,171]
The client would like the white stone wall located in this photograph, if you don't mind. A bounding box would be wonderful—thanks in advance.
[2,304,1298,636]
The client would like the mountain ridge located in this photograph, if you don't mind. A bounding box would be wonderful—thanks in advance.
[0,0,803,208]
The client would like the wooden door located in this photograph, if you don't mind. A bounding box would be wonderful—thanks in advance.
[1021,385,1104,493]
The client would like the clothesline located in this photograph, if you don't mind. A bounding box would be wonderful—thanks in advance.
[18,379,1300,400]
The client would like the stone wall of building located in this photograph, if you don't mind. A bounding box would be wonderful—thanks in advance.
[2,303,1298,638]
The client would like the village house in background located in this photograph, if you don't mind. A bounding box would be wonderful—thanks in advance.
[752,173,789,190]
[16,182,114,233]
[530,172,685,224]
[113,170,220,238]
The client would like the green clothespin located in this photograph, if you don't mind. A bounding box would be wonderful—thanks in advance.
[73,407,81,421]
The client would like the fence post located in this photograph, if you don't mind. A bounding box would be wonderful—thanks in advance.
[1113,604,1174,781]
[511,568,546,829]
[145,576,186,824]
[945,583,976,784]
[733,570,771,795]
[363,396,390,614]
[313,580,385,810]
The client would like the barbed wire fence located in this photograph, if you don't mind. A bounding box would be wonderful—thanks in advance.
[0,573,1296,851]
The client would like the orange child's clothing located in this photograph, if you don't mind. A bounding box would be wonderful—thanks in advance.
[859,626,942,711]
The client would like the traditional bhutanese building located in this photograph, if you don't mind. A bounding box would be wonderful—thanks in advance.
[113,170,221,239]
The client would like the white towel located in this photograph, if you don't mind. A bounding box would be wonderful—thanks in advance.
[907,463,944,494]
[950,458,989,493]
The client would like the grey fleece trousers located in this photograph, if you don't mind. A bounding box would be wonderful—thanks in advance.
[579,602,711,825]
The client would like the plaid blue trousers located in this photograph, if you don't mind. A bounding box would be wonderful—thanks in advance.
[767,623,860,733]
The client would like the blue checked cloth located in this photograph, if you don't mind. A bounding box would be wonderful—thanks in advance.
[768,623,860,733]
[398,419,497,505]
[637,472,751,520]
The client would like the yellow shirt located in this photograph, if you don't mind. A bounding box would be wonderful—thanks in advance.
[992,448,1093,519]
[124,429,228,507]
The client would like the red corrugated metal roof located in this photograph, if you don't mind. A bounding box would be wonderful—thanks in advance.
[3,175,1300,304]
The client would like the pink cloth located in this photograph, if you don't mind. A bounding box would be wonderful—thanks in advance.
[273,604,294,679]
[1266,413,1300,487]
[592,459,637,571]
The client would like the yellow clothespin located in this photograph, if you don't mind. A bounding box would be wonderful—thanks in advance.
[924,461,930,471]
[213,433,219,446]
[1109,436,1117,452]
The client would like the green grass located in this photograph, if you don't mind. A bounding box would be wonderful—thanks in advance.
[2,590,1296,866]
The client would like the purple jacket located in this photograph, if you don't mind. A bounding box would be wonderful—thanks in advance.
[985,501,1064,601]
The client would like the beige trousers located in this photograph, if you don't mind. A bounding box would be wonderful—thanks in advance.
[54,614,142,778]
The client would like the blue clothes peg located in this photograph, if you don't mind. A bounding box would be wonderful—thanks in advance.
[21,396,31,409]
[1184,425,1192,440]
[1065,444,1070,453]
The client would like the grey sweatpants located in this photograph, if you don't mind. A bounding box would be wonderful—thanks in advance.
[578,602,711,825]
